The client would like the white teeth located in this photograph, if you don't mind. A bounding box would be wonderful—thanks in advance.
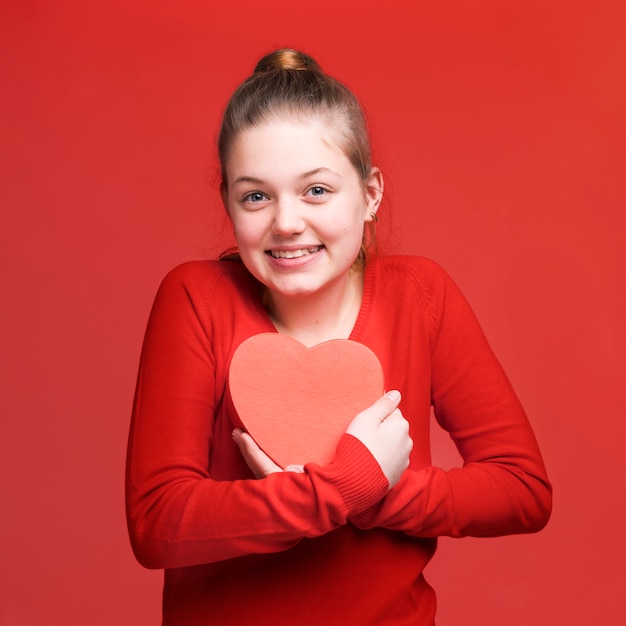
[269,246,321,259]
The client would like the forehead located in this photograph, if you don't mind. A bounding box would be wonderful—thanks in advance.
[226,118,354,177]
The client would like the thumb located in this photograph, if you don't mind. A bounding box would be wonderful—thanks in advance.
[346,390,402,436]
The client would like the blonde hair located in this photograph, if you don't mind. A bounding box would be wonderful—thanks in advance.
[218,49,372,186]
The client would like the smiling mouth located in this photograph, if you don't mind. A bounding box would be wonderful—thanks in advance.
[268,246,323,259]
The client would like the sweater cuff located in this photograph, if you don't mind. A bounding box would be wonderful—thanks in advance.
[323,434,389,515]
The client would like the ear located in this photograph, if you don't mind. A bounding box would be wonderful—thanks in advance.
[364,167,384,219]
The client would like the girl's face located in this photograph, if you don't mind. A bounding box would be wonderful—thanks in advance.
[222,118,382,302]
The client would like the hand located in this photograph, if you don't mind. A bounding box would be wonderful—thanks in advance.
[232,429,305,479]
[345,390,412,489]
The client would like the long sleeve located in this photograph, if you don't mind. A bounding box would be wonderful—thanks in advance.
[351,259,552,537]
[125,262,388,570]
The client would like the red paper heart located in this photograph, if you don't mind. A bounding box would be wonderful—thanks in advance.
[227,333,384,468]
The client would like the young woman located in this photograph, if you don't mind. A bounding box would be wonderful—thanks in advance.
[126,49,551,625]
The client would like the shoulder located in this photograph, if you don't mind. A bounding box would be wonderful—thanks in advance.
[150,260,260,321]
[158,259,253,295]
[370,255,469,331]
[373,255,453,296]
[146,259,264,339]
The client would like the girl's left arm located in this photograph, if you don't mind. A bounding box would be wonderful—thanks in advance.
[351,266,552,538]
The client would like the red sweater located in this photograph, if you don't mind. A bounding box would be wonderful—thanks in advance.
[126,255,551,625]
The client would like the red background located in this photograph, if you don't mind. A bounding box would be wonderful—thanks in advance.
[1,0,624,624]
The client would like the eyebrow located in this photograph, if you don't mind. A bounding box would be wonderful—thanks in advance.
[232,175,264,185]
[298,167,342,180]
[232,167,342,186]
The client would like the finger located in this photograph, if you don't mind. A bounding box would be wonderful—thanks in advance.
[362,390,402,424]
[378,390,402,422]
[284,464,305,474]
[232,429,282,478]
[346,390,402,439]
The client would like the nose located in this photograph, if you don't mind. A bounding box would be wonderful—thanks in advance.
[271,196,306,237]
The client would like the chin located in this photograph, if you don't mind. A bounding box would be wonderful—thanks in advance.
[271,283,320,298]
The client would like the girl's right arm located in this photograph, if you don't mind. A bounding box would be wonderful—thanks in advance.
[125,264,391,570]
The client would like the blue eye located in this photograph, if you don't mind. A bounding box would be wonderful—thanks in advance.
[307,186,327,197]
[245,192,266,203]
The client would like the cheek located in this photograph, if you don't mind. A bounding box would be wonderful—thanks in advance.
[346,208,368,242]
[334,221,366,260]
[231,215,259,245]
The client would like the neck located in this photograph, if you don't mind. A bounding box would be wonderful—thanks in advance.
[265,269,364,347]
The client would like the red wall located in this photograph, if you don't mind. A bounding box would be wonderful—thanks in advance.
[1,1,624,623]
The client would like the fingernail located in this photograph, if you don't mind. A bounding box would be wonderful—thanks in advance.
[386,390,401,402]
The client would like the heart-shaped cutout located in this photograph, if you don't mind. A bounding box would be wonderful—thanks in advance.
[227,333,384,468]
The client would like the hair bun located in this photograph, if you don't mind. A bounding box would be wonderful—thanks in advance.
[253,48,322,74]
